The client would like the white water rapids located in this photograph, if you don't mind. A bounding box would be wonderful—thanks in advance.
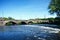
[21,25,60,33]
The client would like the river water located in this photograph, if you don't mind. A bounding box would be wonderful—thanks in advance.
[0,24,60,40]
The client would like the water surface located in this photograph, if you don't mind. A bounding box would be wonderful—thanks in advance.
[0,24,60,40]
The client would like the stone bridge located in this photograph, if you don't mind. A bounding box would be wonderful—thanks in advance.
[0,20,33,26]
[0,20,49,26]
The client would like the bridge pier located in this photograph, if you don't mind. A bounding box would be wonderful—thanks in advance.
[0,21,5,26]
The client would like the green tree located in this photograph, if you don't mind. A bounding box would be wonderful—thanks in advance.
[48,0,60,17]
[8,17,15,20]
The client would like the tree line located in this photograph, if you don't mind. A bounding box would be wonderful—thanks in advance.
[0,17,15,20]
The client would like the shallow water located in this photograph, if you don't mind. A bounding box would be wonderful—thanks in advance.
[0,24,60,40]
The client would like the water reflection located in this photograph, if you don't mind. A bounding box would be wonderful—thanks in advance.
[0,24,60,40]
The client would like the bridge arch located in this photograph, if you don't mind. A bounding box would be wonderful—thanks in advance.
[5,21,17,25]
[19,21,27,25]
[28,21,33,24]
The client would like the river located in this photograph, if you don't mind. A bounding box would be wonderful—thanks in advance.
[0,24,60,40]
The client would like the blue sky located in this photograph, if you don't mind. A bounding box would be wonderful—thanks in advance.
[0,0,56,20]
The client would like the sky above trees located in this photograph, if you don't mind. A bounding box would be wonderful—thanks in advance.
[0,0,56,20]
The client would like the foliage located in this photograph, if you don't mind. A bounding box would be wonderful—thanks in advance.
[34,18,55,20]
[18,22,22,25]
[6,22,13,26]
[48,0,60,17]
[8,17,15,20]
[0,17,15,20]
[54,17,60,25]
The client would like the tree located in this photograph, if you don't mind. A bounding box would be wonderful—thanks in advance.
[48,0,60,17]
[8,17,15,20]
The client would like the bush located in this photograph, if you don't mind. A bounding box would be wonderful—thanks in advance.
[54,17,60,25]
